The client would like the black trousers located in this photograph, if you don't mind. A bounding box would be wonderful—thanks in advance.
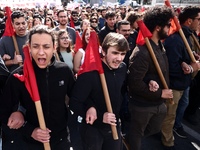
[185,72,200,115]
[128,103,167,150]
[80,123,122,150]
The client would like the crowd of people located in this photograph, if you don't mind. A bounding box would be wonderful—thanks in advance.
[0,3,200,150]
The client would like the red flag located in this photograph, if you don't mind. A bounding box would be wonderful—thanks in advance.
[168,19,178,35]
[165,0,181,32]
[78,31,104,75]
[3,6,15,37]
[136,20,152,46]
[74,31,82,53]
[14,46,40,102]
[70,15,75,29]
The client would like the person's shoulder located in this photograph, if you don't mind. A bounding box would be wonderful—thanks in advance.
[0,36,12,42]
[67,26,76,32]
[53,26,59,31]
[55,61,70,69]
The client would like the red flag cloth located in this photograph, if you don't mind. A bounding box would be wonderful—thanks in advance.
[70,16,75,29]
[136,20,152,46]
[74,31,82,53]
[78,31,104,76]
[3,6,15,37]
[13,46,40,102]
[136,30,145,45]
[165,0,181,31]
[168,19,178,35]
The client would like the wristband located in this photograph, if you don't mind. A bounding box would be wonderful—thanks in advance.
[188,65,193,73]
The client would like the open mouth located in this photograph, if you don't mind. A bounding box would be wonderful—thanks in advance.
[38,58,46,65]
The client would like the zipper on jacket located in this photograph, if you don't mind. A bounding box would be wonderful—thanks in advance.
[46,67,50,120]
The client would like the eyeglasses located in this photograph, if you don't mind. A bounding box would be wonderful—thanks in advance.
[60,37,69,40]
[47,14,53,16]
[194,17,200,21]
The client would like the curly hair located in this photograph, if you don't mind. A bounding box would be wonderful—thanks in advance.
[143,6,174,33]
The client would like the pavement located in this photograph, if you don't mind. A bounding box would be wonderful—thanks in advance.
[0,108,200,150]
[141,108,200,150]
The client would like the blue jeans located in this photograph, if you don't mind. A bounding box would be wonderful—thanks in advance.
[174,87,190,129]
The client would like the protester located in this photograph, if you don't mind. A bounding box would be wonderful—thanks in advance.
[184,16,200,126]
[98,7,106,30]
[0,10,27,72]
[44,16,55,29]
[90,17,99,33]
[73,27,92,73]
[125,11,140,46]
[116,20,136,66]
[56,30,74,71]
[70,32,129,150]
[127,6,174,150]
[27,16,33,31]
[54,10,76,45]
[80,19,90,35]
[70,10,81,32]
[161,6,200,150]
[98,11,116,45]
[0,25,75,150]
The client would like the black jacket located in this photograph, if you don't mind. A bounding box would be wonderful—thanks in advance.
[128,40,169,107]
[164,26,192,90]
[0,56,75,144]
[98,23,116,45]
[70,61,127,129]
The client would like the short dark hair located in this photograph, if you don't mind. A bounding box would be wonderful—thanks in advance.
[116,20,130,30]
[11,11,25,23]
[105,11,116,19]
[125,11,139,26]
[57,9,66,17]
[102,33,129,53]
[28,25,55,46]
[178,6,200,25]
[143,6,173,33]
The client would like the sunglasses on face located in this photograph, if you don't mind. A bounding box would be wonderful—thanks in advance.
[91,20,97,23]
[72,14,78,17]
[46,19,50,22]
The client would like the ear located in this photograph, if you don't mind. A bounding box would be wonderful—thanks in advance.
[102,50,105,57]
[155,26,161,32]
[187,18,193,25]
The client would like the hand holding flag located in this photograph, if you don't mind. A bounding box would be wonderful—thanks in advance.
[165,0,196,63]
[137,20,174,104]
[3,6,22,65]
[14,45,51,150]
[78,31,118,140]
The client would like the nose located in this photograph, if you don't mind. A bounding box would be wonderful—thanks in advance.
[117,54,124,61]
[38,47,45,55]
